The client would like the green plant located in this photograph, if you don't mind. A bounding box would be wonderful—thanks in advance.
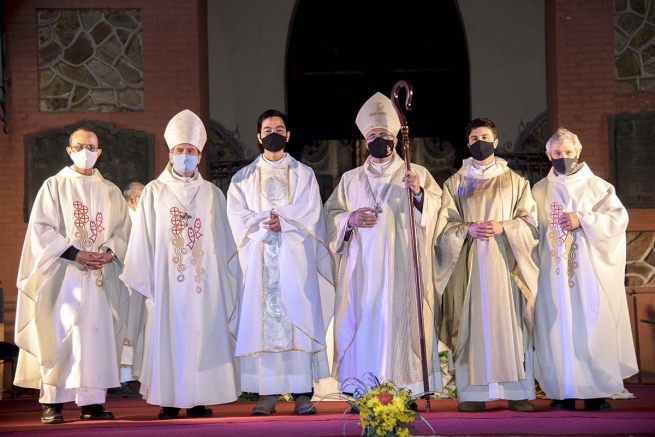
[434,349,457,400]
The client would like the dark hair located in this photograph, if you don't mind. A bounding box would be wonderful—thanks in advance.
[69,125,99,146]
[256,109,289,134]
[465,118,497,140]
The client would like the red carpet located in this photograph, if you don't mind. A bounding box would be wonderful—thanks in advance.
[1,384,654,436]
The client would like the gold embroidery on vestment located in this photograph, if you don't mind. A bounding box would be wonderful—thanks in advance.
[548,201,579,287]
[170,207,188,282]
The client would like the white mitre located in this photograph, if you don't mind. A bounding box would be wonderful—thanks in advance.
[164,109,207,151]
[355,92,401,138]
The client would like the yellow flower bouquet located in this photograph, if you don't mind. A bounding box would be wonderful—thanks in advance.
[340,373,435,437]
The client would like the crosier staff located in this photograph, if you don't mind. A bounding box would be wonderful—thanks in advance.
[391,80,432,412]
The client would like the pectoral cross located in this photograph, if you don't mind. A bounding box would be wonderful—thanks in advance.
[371,202,383,217]
[182,212,193,227]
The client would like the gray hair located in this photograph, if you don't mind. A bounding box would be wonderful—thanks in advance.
[545,127,583,153]
[123,182,145,201]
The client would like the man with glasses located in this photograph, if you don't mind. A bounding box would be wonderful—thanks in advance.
[324,92,443,399]
[226,109,334,416]
[120,109,240,419]
[14,126,131,423]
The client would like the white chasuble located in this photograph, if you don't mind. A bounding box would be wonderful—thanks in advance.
[532,164,638,399]
[435,158,540,401]
[14,167,131,392]
[227,154,335,395]
[120,164,240,408]
[113,207,147,383]
[324,151,443,395]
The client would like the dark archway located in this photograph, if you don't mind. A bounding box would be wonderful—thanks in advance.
[286,0,470,162]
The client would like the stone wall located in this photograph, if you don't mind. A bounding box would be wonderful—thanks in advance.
[38,9,144,112]
[627,231,655,286]
[615,0,655,92]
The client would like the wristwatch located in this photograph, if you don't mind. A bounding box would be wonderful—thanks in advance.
[110,252,117,262]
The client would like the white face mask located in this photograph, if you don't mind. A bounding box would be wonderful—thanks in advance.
[70,149,99,169]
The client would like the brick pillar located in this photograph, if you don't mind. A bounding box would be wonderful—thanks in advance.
[545,0,615,179]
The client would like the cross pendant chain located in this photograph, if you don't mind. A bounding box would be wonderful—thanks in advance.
[182,212,193,227]
[368,187,383,217]
[371,202,383,217]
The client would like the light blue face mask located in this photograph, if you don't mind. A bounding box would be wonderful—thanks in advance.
[172,154,198,174]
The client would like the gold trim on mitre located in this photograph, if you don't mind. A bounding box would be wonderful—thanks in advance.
[164,109,208,151]
[355,92,401,138]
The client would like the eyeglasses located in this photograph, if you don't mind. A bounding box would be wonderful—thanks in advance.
[366,133,395,142]
[70,143,99,152]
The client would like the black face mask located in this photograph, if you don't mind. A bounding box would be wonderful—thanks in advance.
[469,140,496,161]
[552,157,578,175]
[262,132,287,152]
[367,137,394,159]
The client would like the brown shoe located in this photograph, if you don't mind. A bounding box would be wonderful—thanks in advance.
[457,401,485,411]
[252,395,277,415]
[294,396,316,415]
[508,399,535,412]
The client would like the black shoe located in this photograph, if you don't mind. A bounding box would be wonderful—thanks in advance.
[41,403,64,424]
[584,398,611,411]
[409,402,418,412]
[80,404,114,420]
[158,407,181,420]
[550,399,575,410]
[107,382,142,398]
[186,405,213,418]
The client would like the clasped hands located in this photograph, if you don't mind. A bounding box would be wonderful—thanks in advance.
[75,251,113,270]
[468,220,504,240]
[558,211,580,231]
[263,210,282,232]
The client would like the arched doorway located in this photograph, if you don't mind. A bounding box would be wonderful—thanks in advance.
[286,0,470,193]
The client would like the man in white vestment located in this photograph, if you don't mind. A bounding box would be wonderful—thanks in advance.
[532,128,638,411]
[14,127,130,423]
[109,182,147,398]
[120,109,241,419]
[435,117,540,412]
[324,92,443,400]
[227,109,335,415]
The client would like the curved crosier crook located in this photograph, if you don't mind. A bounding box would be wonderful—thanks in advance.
[392,80,413,127]
[390,79,432,413]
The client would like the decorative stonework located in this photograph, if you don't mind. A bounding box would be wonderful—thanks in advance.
[614,0,655,92]
[37,9,143,112]
[497,111,550,187]
[207,120,255,195]
[415,137,458,186]
[300,139,355,201]
[626,231,655,287]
